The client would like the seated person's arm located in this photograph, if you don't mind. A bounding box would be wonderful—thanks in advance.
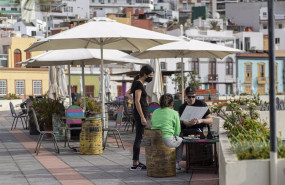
[197,113,213,125]
[182,119,196,127]
[174,112,181,136]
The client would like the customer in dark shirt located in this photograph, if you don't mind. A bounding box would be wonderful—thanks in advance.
[127,64,154,171]
[179,86,213,136]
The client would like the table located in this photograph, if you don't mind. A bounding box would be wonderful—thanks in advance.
[183,138,219,173]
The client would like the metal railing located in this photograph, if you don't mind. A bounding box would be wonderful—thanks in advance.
[208,74,218,81]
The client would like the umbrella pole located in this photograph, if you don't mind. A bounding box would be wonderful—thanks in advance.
[68,65,71,106]
[82,64,86,111]
[100,40,106,128]
[181,57,184,103]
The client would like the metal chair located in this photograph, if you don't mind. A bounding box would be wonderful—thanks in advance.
[102,127,125,150]
[64,105,84,148]
[31,108,60,155]
[103,107,125,150]
[9,102,27,130]
[115,104,124,129]
[123,97,134,132]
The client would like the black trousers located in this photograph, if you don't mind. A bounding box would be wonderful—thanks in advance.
[132,118,145,161]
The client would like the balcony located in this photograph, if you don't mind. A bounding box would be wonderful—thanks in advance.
[244,77,252,84]
[208,74,218,81]
[257,77,267,84]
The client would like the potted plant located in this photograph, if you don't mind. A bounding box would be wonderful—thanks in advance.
[85,97,102,118]
[32,95,65,134]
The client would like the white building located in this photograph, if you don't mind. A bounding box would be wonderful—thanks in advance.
[13,19,45,38]
[89,0,153,18]
[234,31,264,51]
[259,6,285,50]
[159,24,239,95]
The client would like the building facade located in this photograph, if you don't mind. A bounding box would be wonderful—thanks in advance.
[0,36,48,98]
[236,53,285,95]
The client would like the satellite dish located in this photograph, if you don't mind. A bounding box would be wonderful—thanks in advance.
[214,12,220,19]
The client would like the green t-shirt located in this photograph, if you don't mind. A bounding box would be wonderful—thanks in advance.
[151,107,181,138]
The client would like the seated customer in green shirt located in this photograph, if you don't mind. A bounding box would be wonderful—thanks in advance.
[151,94,184,171]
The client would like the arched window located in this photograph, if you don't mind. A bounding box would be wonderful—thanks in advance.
[14,49,22,68]
[226,57,233,75]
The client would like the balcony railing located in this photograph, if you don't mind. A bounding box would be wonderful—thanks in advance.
[244,77,252,83]
[257,77,267,84]
[208,74,218,81]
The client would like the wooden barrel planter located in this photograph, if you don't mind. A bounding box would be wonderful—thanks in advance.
[145,129,176,177]
[80,114,103,155]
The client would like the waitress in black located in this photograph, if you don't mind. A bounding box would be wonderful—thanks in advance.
[128,64,154,170]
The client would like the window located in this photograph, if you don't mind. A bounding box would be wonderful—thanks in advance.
[26,52,31,59]
[258,63,265,77]
[14,49,21,68]
[275,38,280,44]
[263,12,267,17]
[226,58,233,75]
[263,24,267,29]
[33,81,42,95]
[176,62,185,70]
[85,86,94,97]
[279,24,283,29]
[16,80,25,95]
[1,8,5,11]
[160,62,166,70]
[0,80,7,95]
[209,59,216,75]
[94,64,100,68]
[191,58,199,73]
[246,65,252,77]
[11,8,17,11]
[245,63,252,82]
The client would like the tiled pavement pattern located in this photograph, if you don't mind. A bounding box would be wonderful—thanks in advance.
[0,111,218,185]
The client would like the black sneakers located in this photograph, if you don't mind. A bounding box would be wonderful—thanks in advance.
[130,162,147,171]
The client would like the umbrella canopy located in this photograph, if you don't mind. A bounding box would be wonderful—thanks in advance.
[24,17,180,129]
[145,59,163,103]
[133,39,242,102]
[18,49,148,67]
[132,40,241,59]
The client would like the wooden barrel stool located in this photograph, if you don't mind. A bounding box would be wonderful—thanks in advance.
[145,129,176,177]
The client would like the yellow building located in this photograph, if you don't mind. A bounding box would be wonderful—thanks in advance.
[70,74,100,98]
[0,37,48,99]
[106,12,132,25]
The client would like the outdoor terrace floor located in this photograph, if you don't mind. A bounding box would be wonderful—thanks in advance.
[0,111,218,185]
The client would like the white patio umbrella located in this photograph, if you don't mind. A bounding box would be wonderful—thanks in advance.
[18,48,149,108]
[56,66,68,99]
[47,66,58,100]
[24,17,180,127]
[133,39,241,101]
[145,59,163,103]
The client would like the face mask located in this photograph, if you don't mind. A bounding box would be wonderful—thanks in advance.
[145,76,153,83]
